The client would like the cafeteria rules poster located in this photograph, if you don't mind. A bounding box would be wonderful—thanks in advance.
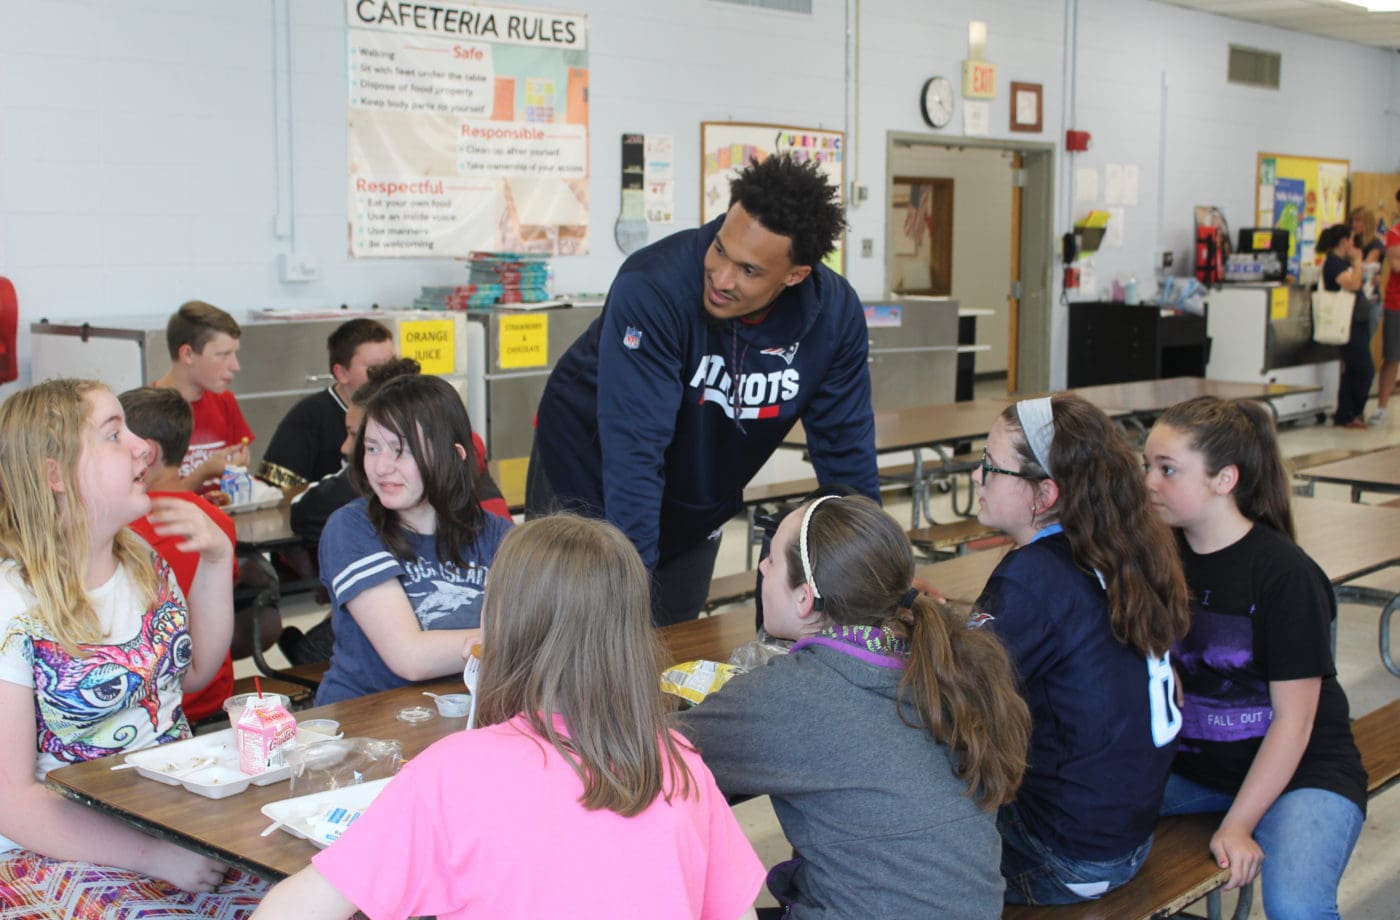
[346,0,590,257]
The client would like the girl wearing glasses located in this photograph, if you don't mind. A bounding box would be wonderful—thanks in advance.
[971,395,1191,905]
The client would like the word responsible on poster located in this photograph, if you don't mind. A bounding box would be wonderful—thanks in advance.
[347,1,590,258]
[700,122,845,273]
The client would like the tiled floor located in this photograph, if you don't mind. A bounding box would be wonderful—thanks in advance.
[252,378,1400,917]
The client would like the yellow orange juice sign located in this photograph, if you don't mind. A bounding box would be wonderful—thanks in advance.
[399,320,455,375]
[498,314,548,369]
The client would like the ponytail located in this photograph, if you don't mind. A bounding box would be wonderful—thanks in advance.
[900,596,1030,808]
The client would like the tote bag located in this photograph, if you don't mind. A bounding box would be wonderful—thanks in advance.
[1312,267,1354,345]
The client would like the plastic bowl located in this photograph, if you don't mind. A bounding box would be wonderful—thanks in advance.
[297,718,340,739]
[223,692,292,725]
[431,693,471,718]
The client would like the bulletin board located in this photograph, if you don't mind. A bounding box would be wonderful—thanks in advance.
[700,121,845,273]
[1255,152,1350,278]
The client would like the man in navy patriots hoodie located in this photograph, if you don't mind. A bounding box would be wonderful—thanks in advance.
[529,156,879,625]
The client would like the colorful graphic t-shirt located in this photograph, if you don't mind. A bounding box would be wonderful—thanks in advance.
[0,552,194,858]
[315,499,511,705]
[1172,526,1367,813]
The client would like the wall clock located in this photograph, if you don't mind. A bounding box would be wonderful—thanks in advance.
[920,77,954,129]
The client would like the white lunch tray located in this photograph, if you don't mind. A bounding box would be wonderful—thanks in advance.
[259,777,392,848]
[122,728,291,799]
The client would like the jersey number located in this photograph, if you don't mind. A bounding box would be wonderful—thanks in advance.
[1146,653,1182,748]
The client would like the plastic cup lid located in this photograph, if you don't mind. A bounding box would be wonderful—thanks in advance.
[396,706,436,723]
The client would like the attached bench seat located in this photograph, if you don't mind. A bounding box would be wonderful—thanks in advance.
[907,519,1007,558]
[1003,698,1400,919]
[704,570,759,612]
[1001,814,1227,920]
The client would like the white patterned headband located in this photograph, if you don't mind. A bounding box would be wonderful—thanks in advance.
[798,494,841,609]
[1015,397,1056,478]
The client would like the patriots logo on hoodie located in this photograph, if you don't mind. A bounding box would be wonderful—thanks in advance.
[759,342,800,365]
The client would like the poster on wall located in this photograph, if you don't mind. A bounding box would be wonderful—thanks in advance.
[346,1,589,258]
[1255,152,1349,277]
[700,122,845,273]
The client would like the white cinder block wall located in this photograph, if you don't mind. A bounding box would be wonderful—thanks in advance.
[2,0,1398,398]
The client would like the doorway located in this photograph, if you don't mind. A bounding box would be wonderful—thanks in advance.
[884,134,1055,394]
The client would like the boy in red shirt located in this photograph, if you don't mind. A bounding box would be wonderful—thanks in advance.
[120,386,238,724]
[152,300,254,490]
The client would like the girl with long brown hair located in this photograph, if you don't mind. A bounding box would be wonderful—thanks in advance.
[1145,397,1366,918]
[0,379,263,917]
[680,495,1030,918]
[256,515,764,920]
[314,373,512,704]
[971,394,1191,905]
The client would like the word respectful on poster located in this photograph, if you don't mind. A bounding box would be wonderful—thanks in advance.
[700,121,845,273]
[346,1,590,258]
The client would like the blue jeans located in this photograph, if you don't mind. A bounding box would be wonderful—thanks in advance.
[998,801,1152,905]
[1160,774,1364,920]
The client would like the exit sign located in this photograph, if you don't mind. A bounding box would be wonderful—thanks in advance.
[962,60,997,99]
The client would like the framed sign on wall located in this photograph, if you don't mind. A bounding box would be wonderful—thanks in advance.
[1010,81,1042,133]
[700,121,846,273]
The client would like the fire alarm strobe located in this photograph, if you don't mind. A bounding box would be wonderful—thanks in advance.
[1065,130,1091,152]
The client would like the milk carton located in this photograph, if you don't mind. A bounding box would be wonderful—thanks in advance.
[219,465,252,505]
[235,695,297,775]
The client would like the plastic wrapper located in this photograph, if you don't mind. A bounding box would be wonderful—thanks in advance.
[726,632,794,673]
[287,737,404,796]
[660,660,740,706]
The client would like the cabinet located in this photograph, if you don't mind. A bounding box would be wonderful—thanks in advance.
[30,310,471,470]
[1067,302,1209,387]
[1205,284,1339,421]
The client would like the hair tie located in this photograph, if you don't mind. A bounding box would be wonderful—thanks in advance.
[798,495,841,609]
[1015,397,1056,477]
[899,587,921,609]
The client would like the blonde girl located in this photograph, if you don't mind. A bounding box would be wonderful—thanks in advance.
[0,379,262,917]
[680,495,1030,918]
[1145,396,1366,919]
[255,515,764,920]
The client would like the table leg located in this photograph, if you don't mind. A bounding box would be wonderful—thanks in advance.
[911,449,925,530]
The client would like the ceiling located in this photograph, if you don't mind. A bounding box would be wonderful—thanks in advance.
[1157,0,1400,49]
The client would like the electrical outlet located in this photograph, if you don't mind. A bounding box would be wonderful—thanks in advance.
[279,253,320,283]
[1161,251,1174,269]
[861,238,874,258]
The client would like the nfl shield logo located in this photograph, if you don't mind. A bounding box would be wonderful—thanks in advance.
[623,326,643,350]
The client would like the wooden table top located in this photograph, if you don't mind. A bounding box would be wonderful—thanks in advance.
[782,379,1318,455]
[1296,445,1400,493]
[784,398,1016,453]
[46,608,759,881]
[910,497,1400,598]
[1064,377,1320,415]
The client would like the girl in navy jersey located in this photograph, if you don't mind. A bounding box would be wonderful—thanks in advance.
[971,395,1192,905]
[1145,397,1366,919]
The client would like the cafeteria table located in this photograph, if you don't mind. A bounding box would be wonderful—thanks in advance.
[1296,445,1400,503]
[45,610,761,881]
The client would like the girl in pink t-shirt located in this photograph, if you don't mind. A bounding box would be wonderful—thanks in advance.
[254,515,764,920]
